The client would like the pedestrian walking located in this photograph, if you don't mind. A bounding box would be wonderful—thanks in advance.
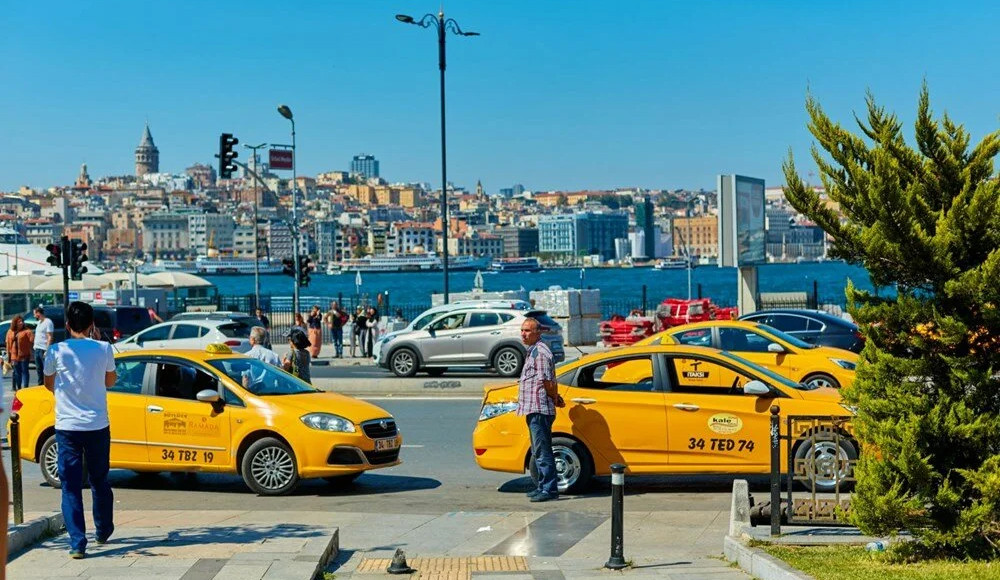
[246,327,281,367]
[517,317,564,503]
[33,306,54,385]
[365,305,379,358]
[282,328,312,384]
[254,308,272,349]
[7,315,33,390]
[325,301,347,358]
[351,307,366,358]
[43,301,117,559]
[307,305,323,358]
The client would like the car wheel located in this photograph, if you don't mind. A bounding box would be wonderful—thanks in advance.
[323,473,361,487]
[390,348,419,377]
[793,433,857,493]
[493,347,524,377]
[803,373,840,389]
[241,437,300,496]
[39,435,61,488]
[425,367,447,377]
[529,436,594,494]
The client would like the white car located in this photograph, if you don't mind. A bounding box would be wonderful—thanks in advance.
[114,319,253,353]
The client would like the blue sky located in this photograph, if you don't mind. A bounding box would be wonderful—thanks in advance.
[1,1,997,193]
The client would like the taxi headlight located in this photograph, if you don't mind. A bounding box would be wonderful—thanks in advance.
[479,401,519,421]
[830,358,856,371]
[301,413,356,433]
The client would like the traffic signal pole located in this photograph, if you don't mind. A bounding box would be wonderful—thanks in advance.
[60,237,70,310]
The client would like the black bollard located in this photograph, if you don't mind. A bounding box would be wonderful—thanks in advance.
[769,405,781,536]
[641,285,647,315]
[11,413,23,524]
[605,463,628,569]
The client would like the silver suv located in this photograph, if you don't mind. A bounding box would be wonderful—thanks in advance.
[375,309,565,378]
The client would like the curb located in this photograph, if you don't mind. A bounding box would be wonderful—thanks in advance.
[8,513,64,556]
[724,535,812,580]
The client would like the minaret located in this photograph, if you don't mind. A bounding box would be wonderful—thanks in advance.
[135,123,160,176]
[75,163,91,188]
[476,180,485,199]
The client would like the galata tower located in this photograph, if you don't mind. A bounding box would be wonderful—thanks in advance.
[135,123,160,176]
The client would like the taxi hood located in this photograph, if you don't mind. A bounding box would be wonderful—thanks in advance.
[482,381,518,401]
[813,346,859,362]
[256,391,393,423]
[797,386,843,403]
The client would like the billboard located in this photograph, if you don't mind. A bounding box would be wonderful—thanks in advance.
[269,149,293,170]
[717,174,765,267]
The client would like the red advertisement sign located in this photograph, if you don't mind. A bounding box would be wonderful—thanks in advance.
[269,149,294,170]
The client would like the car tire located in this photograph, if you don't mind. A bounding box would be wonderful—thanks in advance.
[802,373,840,389]
[529,436,593,494]
[793,432,857,493]
[323,473,361,487]
[389,348,419,377]
[39,435,62,489]
[241,437,300,496]
[493,347,524,378]
[425,367,447,377]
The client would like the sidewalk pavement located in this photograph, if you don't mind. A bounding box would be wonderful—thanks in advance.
[8,508,750,580]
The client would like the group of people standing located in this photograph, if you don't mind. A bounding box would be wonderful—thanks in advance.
[4,306,55,391]
[254,302,383,361]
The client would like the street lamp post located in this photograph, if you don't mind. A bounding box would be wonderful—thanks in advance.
[395,10,478,304]
[277,104,300,315]
[245,142,267,310]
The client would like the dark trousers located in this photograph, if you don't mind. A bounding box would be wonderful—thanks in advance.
[13,359,30,390]
[331,328,344,356]
[526,413,558,494]
[35,348,46,385]
[56,427,114,552]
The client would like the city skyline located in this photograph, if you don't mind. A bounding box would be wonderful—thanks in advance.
[2,1,997,193]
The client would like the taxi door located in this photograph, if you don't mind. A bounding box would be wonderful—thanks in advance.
[663,354,773,470]
[560,354,668,471]
[107,358,152,465]
[145,360,231,469]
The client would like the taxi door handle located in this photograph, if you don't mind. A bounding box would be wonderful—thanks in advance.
[147,405,163,413]
[452,335,463,339]
[571,398,597,405]
[490,331,501,335]
[673,403,700,411]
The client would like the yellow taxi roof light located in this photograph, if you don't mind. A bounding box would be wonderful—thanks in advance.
[205,343,233,354]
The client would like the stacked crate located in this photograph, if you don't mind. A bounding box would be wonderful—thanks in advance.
[529,287,601,346]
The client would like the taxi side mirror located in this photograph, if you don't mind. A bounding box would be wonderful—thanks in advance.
[744,380,771,396]
[767,342,786,354]
[196,389,221,403]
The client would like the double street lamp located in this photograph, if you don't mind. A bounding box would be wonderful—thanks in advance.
[277,104,301,314]
[244,142,267,310]
[395,10,478,304]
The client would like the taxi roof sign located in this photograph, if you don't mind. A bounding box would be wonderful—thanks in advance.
[205,344,234,354]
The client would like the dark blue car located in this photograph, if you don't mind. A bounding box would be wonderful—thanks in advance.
[738,308,864,353]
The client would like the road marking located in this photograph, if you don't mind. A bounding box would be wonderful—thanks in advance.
[402,444,424,448]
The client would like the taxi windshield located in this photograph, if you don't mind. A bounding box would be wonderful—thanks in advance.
[757,324,818,349]
[208,359,319,396]
[717,351,817,391]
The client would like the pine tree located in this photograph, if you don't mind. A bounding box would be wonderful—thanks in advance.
[782,85,1000,558]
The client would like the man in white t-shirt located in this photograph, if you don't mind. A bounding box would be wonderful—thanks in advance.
[32,306,54,386]
[43,301,117,560]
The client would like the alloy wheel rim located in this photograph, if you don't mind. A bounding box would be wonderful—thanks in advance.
[45,442,59,483]
[497,351,518,374]
[807,376,834,389]
[393,352,414,374]
[250,446,295,490]
[807,441,849,487]
[553,445,581,491]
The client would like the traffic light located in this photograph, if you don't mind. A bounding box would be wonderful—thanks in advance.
[298,255,314,287]
[282,257,295,277]
[69,239,88,280]
[218,133,239,179]
[46,241,63,268]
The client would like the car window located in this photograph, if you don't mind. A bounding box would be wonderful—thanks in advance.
[222,387,245,407]
[671,328,712,347]
[430,313,465,331]
[171,324,202,340]
[718,328,774,353]
[717,351,813,391]
[806,318,826,332]
[115,308,152,334]
[137,325,172,344]
[576,356,657,392]
[756,324,817,350]
[153,362,218,400]
[526,312,559,329]
[498,312,515,323]
[468,312,500,327]
[93,309,113,328]
[218,322,252,338]
[667,356,755,395]
[768,315,809,332]
[111,360,147,394]
[208,359,319,395]
[412,312,437,330]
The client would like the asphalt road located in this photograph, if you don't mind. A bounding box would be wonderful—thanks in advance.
[4,398,763,516]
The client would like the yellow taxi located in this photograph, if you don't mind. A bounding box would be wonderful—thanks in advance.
[472,344,855,493]
[635,320,858,389]
[11,345,402,496]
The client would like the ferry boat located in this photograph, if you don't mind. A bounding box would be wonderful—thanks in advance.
[490,257,541,272]
[144,256,284,275]
[654,257,696,270]
[326,254,491,274]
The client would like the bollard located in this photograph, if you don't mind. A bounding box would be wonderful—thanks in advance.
[605,463,628,570]
[10,413,24,524]
[769,405,781,536]
[641,285,647,315]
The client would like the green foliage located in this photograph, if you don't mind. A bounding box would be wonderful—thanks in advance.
[761,545,1000,580]
[783,84,1000,558]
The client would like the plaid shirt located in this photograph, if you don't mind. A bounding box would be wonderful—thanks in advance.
[517,341,556,416]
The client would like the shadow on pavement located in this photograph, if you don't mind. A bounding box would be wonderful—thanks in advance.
[105,471,441,496]
[90,523,328,558]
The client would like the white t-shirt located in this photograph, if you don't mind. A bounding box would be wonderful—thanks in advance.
[43,338,116,431]
[33,318,54,351]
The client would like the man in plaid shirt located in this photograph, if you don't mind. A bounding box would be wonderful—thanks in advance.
[517,318,564,502]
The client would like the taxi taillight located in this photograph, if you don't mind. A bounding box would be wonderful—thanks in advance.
[11,393,22,413]
[224,340,241,347]
[112,328,122,342]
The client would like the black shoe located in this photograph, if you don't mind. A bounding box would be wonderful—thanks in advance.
[69,549,85,559]
[526,489,542,498]
[530,492,558,503]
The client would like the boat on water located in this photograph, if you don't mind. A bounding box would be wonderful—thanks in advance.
[654,257,697,270]
[327,254,491,274]
[490,257,541,273]
[143,256,284,275]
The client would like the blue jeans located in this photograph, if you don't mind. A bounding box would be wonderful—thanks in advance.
[56,427,114,552]
[331,328,344,356]
[13,359,30,389]
[35,348,45,385]
[526,413,558,495]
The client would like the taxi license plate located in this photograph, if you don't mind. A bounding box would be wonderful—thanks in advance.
[375,438,398,451]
